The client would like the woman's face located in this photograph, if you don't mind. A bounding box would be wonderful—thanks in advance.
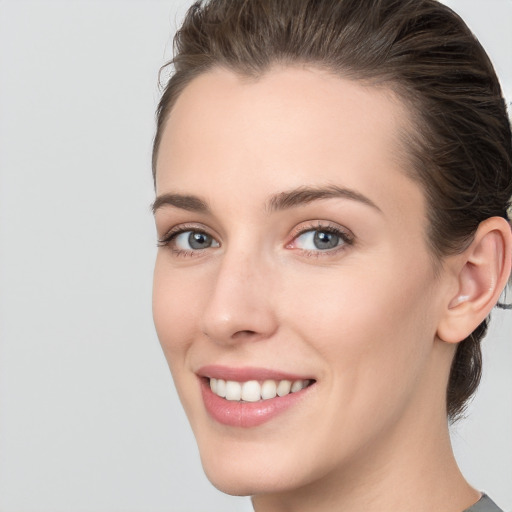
[153,67,453,496]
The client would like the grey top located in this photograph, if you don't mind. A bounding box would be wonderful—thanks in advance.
[464,495,504,512]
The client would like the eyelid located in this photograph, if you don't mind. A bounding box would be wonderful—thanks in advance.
[288,221,354,241]
[157,220,354,258]
[286,221,355,254]
[157,222,220,248]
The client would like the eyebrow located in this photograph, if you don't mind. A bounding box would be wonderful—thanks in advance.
[266,185,382,213]
[151,185,381,215]
[151,193,210,215]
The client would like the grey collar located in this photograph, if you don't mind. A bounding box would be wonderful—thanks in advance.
[464,495,504,512]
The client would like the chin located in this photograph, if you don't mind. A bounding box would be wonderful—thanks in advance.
[204,469,261,497]
[196,436,313,497]
[202,462,302,497]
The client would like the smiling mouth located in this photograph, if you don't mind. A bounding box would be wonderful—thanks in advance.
[199,369,316,427]
[208,377,314,402]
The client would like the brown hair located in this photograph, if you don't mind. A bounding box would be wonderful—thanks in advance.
[153,0,512,420]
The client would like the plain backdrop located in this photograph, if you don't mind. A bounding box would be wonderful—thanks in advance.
[0,1,510,511]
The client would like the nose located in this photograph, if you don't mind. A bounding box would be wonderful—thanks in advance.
[200,247,278,345]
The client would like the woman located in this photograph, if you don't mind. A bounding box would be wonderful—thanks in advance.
[151,1,512,511]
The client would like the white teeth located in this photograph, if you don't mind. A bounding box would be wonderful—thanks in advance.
[261,380,277,400]
[241,380,261,402]
[291,379,306,393]
[209,378,310,402]
[276,379,291,396]
[225,380,242,401]
[216,379,226,398]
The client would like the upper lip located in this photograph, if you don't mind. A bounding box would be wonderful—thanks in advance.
[197,365,314,382]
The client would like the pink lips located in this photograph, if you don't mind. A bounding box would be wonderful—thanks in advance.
[198,365,314,428]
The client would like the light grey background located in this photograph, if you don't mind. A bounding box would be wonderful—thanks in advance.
[0,1,510,511]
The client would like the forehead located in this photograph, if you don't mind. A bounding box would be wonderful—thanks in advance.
[156,65,423,222]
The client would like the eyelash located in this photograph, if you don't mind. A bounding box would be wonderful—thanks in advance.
[157,222,354,258]
[157,223,214,257]
[287,222,354,258]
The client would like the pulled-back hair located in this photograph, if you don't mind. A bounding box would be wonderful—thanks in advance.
[153,0,512,420]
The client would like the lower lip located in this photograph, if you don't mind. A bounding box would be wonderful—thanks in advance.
[200,379,313,428]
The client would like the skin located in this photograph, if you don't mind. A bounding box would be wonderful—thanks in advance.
[152,66,484,512]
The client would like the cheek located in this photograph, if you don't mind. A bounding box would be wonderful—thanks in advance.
[152,257,201,361]
[152,259,206,420]
[282,254,437,389]
[277,261,439,465]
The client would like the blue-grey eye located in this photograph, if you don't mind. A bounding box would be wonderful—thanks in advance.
[294,229,343,251]
[174,231,219,250]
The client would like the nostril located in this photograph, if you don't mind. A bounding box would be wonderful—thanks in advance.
[201,328,258,343]
[232,329,258,339]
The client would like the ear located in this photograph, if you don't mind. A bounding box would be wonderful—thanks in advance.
[437,217,512,344]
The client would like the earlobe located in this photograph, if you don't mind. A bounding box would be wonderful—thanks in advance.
[437,217,512,344]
